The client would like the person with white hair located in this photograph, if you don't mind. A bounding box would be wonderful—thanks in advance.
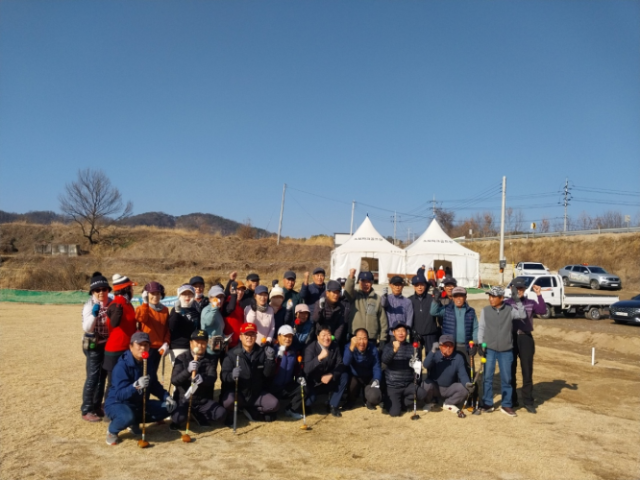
[168,284,201,363]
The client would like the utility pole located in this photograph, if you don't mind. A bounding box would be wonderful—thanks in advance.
[350,201,355,235]
[431,195,437,219]
[276,183,286,245]
[562,178,571,232]
[391,211,398,245]
[499,176,507,284]
[407,227,411,243]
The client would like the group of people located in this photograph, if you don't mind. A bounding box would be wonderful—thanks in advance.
[80,266,546,445]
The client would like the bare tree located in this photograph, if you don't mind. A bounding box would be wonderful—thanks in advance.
[434,207,455,234]
[513,209,525,233]
[59,169,133,244]
[540,217,550,233]
[237,218,256,240]
[505,207,514,233]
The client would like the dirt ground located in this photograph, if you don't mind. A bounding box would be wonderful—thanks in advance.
[1,303,639,480]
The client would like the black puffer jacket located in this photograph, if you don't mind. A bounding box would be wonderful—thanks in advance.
[220,344,275,402]
[381,342,417,389]
[311,299,349,346]
[168,306,201,350]
[409,293,438,335]
[171,350,218,406]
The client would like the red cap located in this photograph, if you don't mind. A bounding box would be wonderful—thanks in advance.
[240,323,257,334]
[141,351,149,359]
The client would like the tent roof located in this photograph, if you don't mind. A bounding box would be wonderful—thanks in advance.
[405,219,479,257]
[333,216,404,254]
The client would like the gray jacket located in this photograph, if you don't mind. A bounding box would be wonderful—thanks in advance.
[344,278,388,343]
[478,302,526,352]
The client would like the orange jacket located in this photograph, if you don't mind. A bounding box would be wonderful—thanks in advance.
[136,303,170,349]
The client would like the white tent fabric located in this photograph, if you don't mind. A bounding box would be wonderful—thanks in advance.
[404,219,480,288]
[330,216,405,284]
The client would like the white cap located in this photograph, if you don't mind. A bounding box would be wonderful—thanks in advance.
[278,325,294,336]
[177,284,196,296]
[208,286,225,298]
[270,286,284,299]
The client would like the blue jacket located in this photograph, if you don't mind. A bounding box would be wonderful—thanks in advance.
[423,350,470,387]
[343,343,382,382]
[104,350,169,409]
[380,294,413,331]
[432,302,478,344]
[300,282,326,308]
[271,349,302,390]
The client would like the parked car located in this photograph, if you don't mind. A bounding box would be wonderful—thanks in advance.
[505,274,619,320]
[515,262,549,276]
[558,264,622,290]
[609,295,640,325]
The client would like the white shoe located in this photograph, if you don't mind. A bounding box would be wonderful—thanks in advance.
[284,408,303,420]
[443,403,459,413]
[423,403,435,412]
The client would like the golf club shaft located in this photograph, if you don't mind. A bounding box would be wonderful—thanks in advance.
[142,358,147,438]
[233,355,239,433]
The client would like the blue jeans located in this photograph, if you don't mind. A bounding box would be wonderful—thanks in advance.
[482,349,514,408]
[105,401,168,435]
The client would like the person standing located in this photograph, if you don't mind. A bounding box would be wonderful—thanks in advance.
[81,272,112,422]
[281,271,303,309]
[300,267,327,315]
[189,276,209,313]
[269,285,287,334]
[436,266,446,284]
[222,280,246,349]
[245,285,275,344]
[344,269,388,349]
[408,274,439,353]
[168,284,201,363]
[242,272,260,310]
[505,279,546,414]
[135,282,170,385]
[381,276,413,334]
[200,286,226,355]
[311,280,348,347]
[478,286,527,417]
[103,274,138,393]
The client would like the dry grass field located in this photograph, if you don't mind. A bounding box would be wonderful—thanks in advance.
[1,301,639,480]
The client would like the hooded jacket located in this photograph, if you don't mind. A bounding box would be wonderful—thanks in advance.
[344,278,388,343]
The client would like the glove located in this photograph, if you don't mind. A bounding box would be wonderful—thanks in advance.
[91,304,101,317]
[371,380,380,389]
[265,346,276,360]
[141,291,149,304]
[469,345,478,357]
[232,366,241,380]
[107,303,123,323]
[411,359,422,375]
[465,382,475,393]
[431,342,440,354]
[433,290,442,305]
[272,280,279,288]
[383,287,388,295]
[250,298,257,312]
[159,342,170,356]
[510,285,519,300]
[188,360,200,373]
[277,345,286,358]
[164,396,177,413]
[230,281,238,294]
[297,376,307,387]
[286,299,294,310]
[193,374,203,386]
[133,375,150,390]
[319,297,326,310]
[174,300,182,314]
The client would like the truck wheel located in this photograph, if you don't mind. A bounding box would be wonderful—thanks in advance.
[590,280,600,290]
[587,307,601,320]
[538,303,553,319]
[564,311,577,318]
[562,277,569,286]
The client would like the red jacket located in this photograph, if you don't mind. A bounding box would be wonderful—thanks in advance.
[223,295,245,348]
[105,295,137,353]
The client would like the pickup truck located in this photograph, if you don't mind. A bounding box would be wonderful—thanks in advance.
[505,274,619,320]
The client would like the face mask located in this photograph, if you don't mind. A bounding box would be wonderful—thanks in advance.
[180,297,192,309]
[196,292,203,299]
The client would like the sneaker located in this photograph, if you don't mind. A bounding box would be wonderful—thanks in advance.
[423,402,435,412]
[443,403,459,414]
[105,430,119,446]
[329,407,342,418]
[127,424,141,435]
[242,409,254,422]
[478,404,494,413]
[82,412,102,423]
[169,422,182,431]
[284,408,303,420]
[524,405,537,414]
[500,406,517,417]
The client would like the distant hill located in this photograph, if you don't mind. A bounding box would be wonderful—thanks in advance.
[0,210,271,237]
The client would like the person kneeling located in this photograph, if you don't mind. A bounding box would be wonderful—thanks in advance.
[220,323,280,422]
[170,330,226,430]
[304,327,348,417]
[104,332,176,445]
[342,328,383,411]
[381,324,427,417]
[422,334,474,414]
[267,325,307,419]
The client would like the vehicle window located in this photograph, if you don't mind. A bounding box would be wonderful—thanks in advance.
[516,263,522,268]
[551,277,557,287]
[534,277,552,288]
[567,266,575,271]
[579,267,588,273]
[525,263,544,270]
[589,267,607,274]
[562,266,571,271]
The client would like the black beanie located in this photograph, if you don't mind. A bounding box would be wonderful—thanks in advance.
[89,271,111,294]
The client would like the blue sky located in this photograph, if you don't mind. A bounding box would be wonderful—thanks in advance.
[1,1,638,238]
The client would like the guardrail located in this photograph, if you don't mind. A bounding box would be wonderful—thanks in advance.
[458,226,640,243]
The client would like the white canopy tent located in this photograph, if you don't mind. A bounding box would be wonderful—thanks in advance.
[404,219,480,288]
[330,216,405,284]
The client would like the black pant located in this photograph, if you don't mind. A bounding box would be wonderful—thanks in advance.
[172,398,226,426]
[455,343,479,407]
[347,375,383,407]
[511,332,535,406]
[271,381,307,412]
[420,334,440,353]
[385,384,427,417]
[81,343,107,415]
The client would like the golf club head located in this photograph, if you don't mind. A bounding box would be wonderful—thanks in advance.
[410,414,420,420]
[181,434,192,443]
[137,439,150,448]
[457,409,466,418]
[300,424,312,431]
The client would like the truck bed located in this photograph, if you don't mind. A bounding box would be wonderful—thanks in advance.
[563,293,619,306]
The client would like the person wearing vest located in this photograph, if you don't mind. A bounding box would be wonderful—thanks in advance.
[477,286,527,417]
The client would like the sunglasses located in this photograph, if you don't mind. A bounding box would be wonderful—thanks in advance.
[94,288,109,293]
